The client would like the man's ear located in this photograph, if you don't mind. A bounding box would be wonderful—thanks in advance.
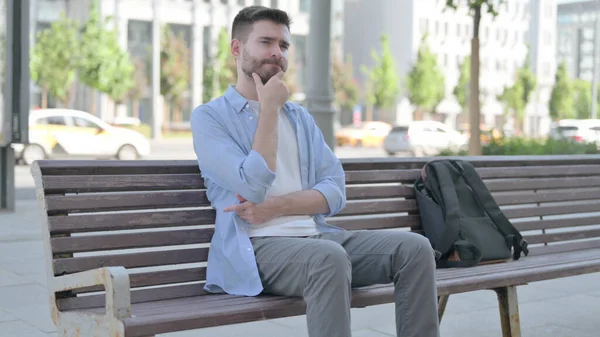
[231,39,241,57]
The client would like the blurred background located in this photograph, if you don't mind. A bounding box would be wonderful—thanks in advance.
[2,0,600,210]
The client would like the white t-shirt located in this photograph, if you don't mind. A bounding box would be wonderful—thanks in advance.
[246,100,320,237]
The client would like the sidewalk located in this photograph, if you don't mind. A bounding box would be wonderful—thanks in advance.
[1,199,599,337]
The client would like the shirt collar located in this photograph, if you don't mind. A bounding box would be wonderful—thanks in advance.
[224,85,249,114]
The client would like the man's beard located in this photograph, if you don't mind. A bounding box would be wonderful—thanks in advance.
[241,53,287,85]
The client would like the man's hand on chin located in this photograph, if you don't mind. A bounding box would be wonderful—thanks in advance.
[223,194,281,225]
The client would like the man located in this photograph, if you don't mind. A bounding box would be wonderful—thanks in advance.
[191,6,439,337]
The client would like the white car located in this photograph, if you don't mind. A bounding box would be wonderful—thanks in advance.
[383,121,467,157]
[550,119,600,147]
[13,109,151,165]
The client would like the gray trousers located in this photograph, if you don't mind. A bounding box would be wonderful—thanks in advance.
[251,230,440,337]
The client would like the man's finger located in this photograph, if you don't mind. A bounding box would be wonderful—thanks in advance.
[223,204,243,212]
[236,194,247,202]
[252,73,263,88]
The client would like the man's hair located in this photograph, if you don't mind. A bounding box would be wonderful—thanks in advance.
[231,6,292,42]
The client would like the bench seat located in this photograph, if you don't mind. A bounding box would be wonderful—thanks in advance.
[63,248,600,337]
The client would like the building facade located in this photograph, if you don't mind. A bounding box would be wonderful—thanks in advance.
[344,0,556,136]
[557,0,599,81]
[32,0,343,126]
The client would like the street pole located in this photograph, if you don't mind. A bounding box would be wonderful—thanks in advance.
[593,0,600,119]
[305,0,335,150]
[151,0,162,139]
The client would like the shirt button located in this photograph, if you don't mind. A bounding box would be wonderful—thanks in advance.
[249,116,254,120]
[246,247,252,252]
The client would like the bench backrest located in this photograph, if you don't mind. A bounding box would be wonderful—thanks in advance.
[31,155,600,311]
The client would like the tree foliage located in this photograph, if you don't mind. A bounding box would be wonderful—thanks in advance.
[361,34,401,111]
[30,14,79,108]
[549,62,575,120]
[453,56,471,113]
[332,47,359,112]
[406,34,446,115]
[160,25,191,123]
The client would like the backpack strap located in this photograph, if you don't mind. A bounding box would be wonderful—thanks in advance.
[426,161,482,266]
[449,160,529,260]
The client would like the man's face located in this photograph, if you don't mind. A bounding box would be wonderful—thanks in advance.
[237,20,290,85]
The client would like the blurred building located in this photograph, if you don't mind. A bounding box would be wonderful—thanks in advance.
[344,0,557,137]
[557,0,599,81]
[32,0,344,126]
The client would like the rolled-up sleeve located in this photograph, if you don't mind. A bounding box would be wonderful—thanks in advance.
[191,105,276,204]
[305,111,346,217]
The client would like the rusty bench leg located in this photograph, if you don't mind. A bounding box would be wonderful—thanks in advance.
[494,286,521,337]
[437,294,450,323]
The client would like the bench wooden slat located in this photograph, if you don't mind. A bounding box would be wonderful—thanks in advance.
[485,176,600,192]
[340,155,600,170]
[515,215,600,231]
[476,165,600,179]
[528,238,600,255]
[37,160,201,176]
[525,228,600,245]
[46,191,211,213]
[327,215,420,230]
[53,247,209,275]
[42,174,205,193]
[72,267,207,294]
[58,283,208,311]
[336,199,417,216]
[49,210,216,235]
[494,189,600,206]
[51,228,214,254]
[345,185,413,199]
[344,169,421,184]
[503,201,600,219]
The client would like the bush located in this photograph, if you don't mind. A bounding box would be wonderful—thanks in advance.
[437,137,598,156]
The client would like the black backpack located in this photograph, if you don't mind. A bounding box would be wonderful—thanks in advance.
[414,159,529,268]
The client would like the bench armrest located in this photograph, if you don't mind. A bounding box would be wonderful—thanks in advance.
[53,266,131,320]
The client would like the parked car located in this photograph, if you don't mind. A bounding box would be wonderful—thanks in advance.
[383,121,467,157]
[335,121,392,147]
[550,119,600,147]
[12,108,151,165]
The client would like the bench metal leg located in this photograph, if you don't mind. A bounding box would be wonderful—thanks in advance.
[437,294,450,323]
[495,286,521,337]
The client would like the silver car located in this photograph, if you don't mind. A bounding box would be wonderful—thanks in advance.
[384,121,467,157]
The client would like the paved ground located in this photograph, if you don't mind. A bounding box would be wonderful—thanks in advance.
[2,141,600,337]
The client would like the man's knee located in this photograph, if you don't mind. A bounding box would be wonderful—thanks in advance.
[404,232,436,264]
[309,240,352,280]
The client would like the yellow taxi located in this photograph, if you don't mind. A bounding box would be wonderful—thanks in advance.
[13,109,151,165]
[335,121,393,147]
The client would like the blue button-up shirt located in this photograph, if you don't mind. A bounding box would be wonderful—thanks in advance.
[190,85,346,296]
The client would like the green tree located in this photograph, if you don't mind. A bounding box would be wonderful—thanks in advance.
[361,34,401,121]
[497,52,537,133]
[100,28,135,115]
[214,27,236,97]
[549,62,575,121]
[406,34,446,119]
[128,57,149,119]
[332,46,360,115]
[518,49,537,113]
[78,0,110,115]
[573,79,592,120]
[161,26,191,126]
[453,56,471,114]
[497,81,525,132]
[30,14,79,108]
[446,0,505,155]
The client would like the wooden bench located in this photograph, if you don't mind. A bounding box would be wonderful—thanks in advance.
[30,155,600,337]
